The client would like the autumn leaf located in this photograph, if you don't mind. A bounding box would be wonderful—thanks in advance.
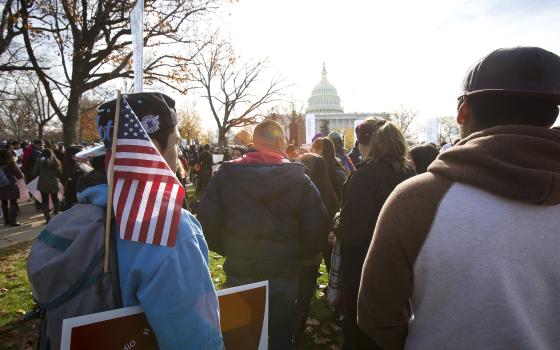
[306,318,320,327]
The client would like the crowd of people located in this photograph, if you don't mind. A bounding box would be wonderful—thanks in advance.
[0,140,76,225]
[21,45,560,350]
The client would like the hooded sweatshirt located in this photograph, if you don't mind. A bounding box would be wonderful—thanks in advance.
[197,150,328,279]
[357,126,560,350]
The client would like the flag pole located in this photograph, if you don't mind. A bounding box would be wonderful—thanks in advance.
[104,90,122,273]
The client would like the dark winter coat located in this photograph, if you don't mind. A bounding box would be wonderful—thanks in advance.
[33,159,62,194]
[197,152,329,279]
[63,163,92,210]
[25,146,43,182]
[199,151,213,174]
[0,163,23,200]
[333,160,415,292]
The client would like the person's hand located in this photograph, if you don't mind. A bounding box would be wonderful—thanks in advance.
[328,232,336,245]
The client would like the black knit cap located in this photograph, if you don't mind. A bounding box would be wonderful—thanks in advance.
[96,92,178,144]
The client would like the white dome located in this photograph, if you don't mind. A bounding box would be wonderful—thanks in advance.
[306,64,344,114]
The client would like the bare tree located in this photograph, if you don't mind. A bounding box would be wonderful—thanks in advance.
[0,92,37,139]
[0,0,37,71]
[437,115,459,145]
[13,78,59,139]
[194,39,285,146]
[388,105,418,136]
[18,0,218,146]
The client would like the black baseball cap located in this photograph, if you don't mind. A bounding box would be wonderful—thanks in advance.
[460,47,560,103]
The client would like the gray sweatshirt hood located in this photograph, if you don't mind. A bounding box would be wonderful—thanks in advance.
[429,125,560,205]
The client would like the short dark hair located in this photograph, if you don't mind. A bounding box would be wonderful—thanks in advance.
[468,94,559,129]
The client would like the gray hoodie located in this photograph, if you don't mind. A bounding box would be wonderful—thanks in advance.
[358,125,560,349]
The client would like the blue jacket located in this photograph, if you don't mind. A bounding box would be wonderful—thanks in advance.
[77,183,223,350]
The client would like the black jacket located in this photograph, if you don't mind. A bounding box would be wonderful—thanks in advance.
[333,160,415,289]
[197,160,328,279]
[199,151,213,173]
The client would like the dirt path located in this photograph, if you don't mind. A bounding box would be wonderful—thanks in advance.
[0,202,46,249]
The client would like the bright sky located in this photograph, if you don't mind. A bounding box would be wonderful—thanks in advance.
[187,0,560,130]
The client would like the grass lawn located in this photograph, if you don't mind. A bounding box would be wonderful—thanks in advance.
[0,242,341,349]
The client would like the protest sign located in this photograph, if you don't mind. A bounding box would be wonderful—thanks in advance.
[61,281,268,350]
[26,177,63,207]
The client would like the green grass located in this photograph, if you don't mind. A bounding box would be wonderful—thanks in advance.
[0,242,341,349]
[0,241,38,350]
[0,242,34,328]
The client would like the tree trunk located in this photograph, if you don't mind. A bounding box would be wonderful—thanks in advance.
[63,91,81,146]
[38,124,43,140]
[218,127,227,147]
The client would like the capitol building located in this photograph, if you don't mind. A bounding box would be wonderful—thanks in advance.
[304,64,388,144]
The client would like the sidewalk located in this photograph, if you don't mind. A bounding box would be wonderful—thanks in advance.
[0,201,46,249]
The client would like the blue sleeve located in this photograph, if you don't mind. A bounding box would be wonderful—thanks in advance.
[130,212,223,350]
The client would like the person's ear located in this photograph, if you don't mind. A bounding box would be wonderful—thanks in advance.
[456,98,471,126]
[151,138,162,153]
[275,137,285,150]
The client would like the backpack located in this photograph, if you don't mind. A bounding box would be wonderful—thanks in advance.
[0,167,11,188]
[27,203,122,350]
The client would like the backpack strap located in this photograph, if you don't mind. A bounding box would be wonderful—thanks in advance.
[40,247,105,311]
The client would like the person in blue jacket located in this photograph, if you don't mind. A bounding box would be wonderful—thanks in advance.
[84,92,223,350]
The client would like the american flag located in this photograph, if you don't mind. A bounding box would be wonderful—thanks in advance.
[112,97,184,247]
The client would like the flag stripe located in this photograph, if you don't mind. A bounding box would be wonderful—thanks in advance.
[116,179,133,234]
[116,145,161,156]
[116,139,154,147]
[125,181,145,241]
[115,165,173,176]
[113,178,124,215]
[138,183,157,243]
[120,179,138,240]
[146,182,167,244]
[160,184,179,246]
[132,181,153,241]
[167,188,183,247]
[115,158,170,169]
[114,172,178,184]
[152,182,173,245]
[115,152,163,161]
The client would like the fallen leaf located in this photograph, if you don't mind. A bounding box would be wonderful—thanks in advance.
[312,334,329,345]
[306,318,320,327]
